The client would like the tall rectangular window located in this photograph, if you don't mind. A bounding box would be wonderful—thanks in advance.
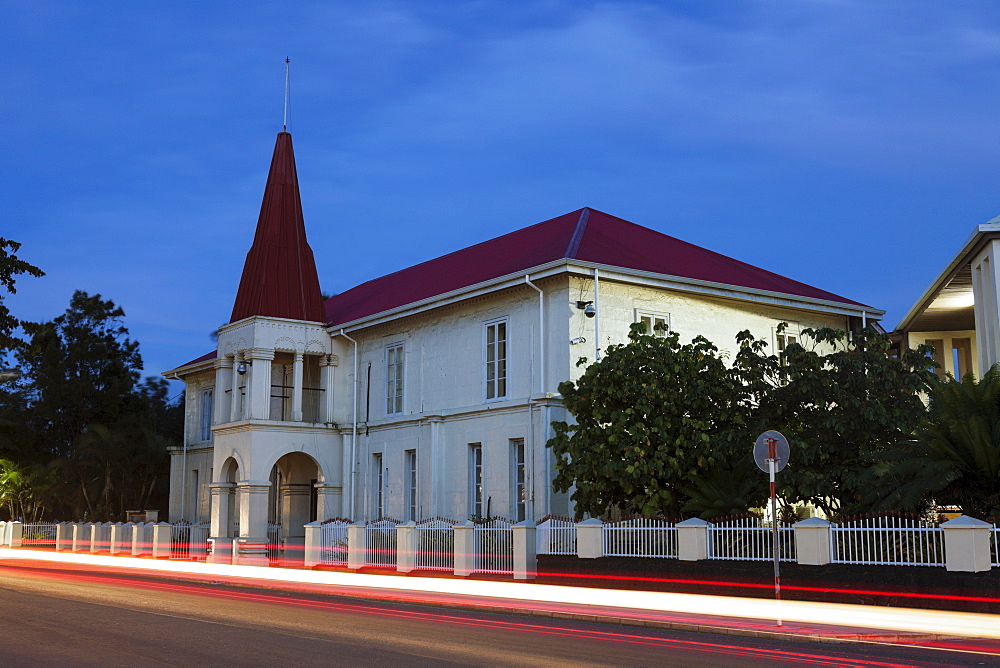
[386,344,404,415]
[469,443,483,518]
[200,389,214,441]
[776,331,798,367]
[372,453,384,519]
[485,320,507,400]
[510,438,526,522]
[635,311,669,336]
[953,338,972,382]
[405,450,417,521]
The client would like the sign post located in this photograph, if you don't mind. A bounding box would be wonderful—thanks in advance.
[754,430,789,628]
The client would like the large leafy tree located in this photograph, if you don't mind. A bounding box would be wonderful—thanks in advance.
[548,325,759,519]
[16,291,142,461]
[748,326,936,515]
[548,324,935,520]
[863,368,1000,519]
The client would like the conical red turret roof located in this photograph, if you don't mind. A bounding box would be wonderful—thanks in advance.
[230,132,325,323]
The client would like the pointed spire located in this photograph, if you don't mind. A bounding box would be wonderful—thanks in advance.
[230,132,326,323]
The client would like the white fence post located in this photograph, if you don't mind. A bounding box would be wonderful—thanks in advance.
[303,521,322,568]
[56,523,72,551]
[576,518,603,558]
[0,521,7,546]
[396,521,416,573]
[8,521,22,548]
[190,525,210,560]
[347,522,366,570]
[208,537,233,564]
[513,520,537,580]
[151,523,171,558]
[677,518,710,561]
[453,521,474,577]
[942,515,993,572]
[72,523,86,552]
[793,517,831,566]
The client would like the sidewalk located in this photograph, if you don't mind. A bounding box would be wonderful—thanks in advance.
[3,547,999,650]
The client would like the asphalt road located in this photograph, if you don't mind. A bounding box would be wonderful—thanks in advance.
[0,561,995,667]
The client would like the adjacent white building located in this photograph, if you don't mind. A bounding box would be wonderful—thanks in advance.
[164,131,882,564]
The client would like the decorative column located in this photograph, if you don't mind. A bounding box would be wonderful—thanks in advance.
[291,351,304,422]
[245,349,275,421]
[235,480,271,566]
[208,482,234,564]
[320,354,337,424]
[314,482,343,522]
[230,353,244,422]
[427,415,445,519]
[214,356,234,424]
[972,240,1000,374]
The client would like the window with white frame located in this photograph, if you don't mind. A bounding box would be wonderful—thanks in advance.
[405,449,417,521]
[386,344,404,415]
[469,443,483,518]
[200,389,214,441]
[372,453,384,519]
[775,327,798,367]
[510,438,526,522]
[635,310,670,336]
[485,319,507,400]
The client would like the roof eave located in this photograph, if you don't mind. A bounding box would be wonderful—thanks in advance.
[162,357,216,379]
[895,221,1000,332]
[329,258,880,334]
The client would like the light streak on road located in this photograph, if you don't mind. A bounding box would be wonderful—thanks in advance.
[3,548,998,641]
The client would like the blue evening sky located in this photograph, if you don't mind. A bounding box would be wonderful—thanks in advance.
[3,1,1000,385]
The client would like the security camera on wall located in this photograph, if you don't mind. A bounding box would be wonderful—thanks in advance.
[577,300,596,318]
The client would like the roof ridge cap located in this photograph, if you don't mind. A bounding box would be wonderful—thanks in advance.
[564,207,591,259]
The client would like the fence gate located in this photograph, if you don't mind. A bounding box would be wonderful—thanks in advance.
[414,518,456,571]
[474,517,514,575]
[365,518,399,569]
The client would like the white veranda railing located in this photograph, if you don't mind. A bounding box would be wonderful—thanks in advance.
[474,517,514,575]
[708,515,795,562]
[603,517,677,558]
[830,515,944,567]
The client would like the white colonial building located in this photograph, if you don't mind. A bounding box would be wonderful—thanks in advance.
[164,131,882,564]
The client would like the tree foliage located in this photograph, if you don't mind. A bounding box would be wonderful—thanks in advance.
[548,323,936,520]
[862,368,1000,519]
[0,238,44,353]
[0,291,180,520]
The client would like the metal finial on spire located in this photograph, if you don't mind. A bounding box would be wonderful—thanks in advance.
[283,57,291,131]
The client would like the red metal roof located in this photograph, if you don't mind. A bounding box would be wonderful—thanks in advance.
[323,207,866,325]
[230,132,326,323]
[174,207,869,371]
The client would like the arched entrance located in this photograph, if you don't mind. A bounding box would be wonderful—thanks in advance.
[222,457,240,538]
[269,452,321,561]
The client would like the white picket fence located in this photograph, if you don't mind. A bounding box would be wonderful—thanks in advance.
[831,515,944,567]
[365,518,400,569]
[603,517,677,558]
[536,516,577,555]
[474,518,514,575]
[708,516,795,562]
[20,522,57,546]
[414,517,456,571]
[320,519,350,566]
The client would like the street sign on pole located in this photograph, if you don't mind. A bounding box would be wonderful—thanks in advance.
[753,430,790,628]
[753,430,789,473]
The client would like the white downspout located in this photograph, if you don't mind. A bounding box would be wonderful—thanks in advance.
[336,329,360,520]
[594,268,601,361]
[524,275,544,521]
[524,275,545,393]
[171,373,187,521]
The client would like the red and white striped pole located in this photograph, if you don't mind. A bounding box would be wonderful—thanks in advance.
[767,437,782,627]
